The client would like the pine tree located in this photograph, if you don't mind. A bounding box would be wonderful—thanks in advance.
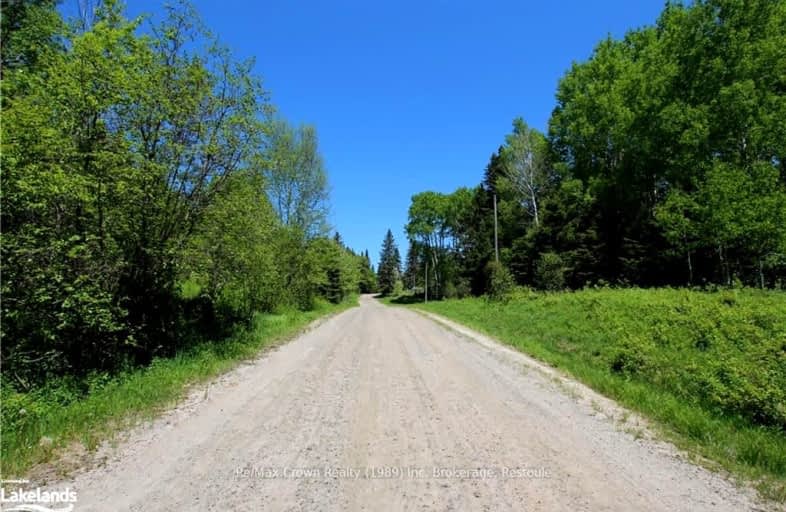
[377,229,401,295]
[482,147,505,195]
[358,249,377,293]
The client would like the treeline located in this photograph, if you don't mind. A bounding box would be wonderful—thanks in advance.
[404,0,786,299]
[1,0,376,389]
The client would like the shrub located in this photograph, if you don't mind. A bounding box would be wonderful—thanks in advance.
[535,252,566,291]
[486,261,515,302]
[443,279,471,299]
[455,278,472,299]
[443,281,458,299]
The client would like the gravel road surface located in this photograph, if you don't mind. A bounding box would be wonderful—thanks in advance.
[45,295,764,511]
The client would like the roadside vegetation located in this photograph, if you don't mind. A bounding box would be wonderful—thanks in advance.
[399,288,786,500]
[398,0,785,300]
[1,298,356,478]
[1,0,375,476]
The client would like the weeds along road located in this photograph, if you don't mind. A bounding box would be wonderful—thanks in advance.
[53,295,762,511]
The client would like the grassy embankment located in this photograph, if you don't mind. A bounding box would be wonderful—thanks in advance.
[395,288,786,501]
[1,297,357,478]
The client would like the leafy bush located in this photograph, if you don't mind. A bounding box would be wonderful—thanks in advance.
[535,252,566,291]
[444,279,471,299]
[485,261,515,302]
[454,278,472,299]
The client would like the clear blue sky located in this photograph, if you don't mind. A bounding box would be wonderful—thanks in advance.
[118,0,665,267]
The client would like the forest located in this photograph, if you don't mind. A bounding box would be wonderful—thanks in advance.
[1,0,377,393]
[401,0,786,299]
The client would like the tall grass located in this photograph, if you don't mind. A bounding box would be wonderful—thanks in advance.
[1,297,357,478]
[408,288,786,501]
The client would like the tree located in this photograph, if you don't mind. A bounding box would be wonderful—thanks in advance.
[501,118,549,227]
[358,250,377,294]
[405,189,474,298]
[0,0,351,389]
[264,120,330,238]
[655,190,701,284]
[0,0,62,78]
[119,2,269,355]
[453,183,496,294]
[2,0,159,378]
[403,240,422,290]
[183,171,281,321]
[377,229,401,296]
[543,0,786,286]
[701,162,786,287]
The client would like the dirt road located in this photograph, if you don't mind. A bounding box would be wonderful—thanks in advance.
[49,295,762,511]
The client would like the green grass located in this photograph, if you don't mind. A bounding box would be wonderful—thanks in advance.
[396,288,786,502]
[1,296,357,478]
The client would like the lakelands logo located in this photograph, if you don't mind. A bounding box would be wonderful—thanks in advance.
[1,480,77,512]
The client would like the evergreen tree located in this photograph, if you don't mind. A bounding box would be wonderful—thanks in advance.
[358,250,377,293]
[377,229,401,295]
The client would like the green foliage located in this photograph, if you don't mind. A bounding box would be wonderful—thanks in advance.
[547,0,786,286]
[264,120,330,237]
[405,188,475,298]
[402,241,421,291]
[500,118,549,226]
[402,0,786,293]
[415,288,786,499]
[0,0,365,401]
[2,0,156,380]
[1,0,63,76]
[443,278,471,300]
[0,298,356,477]
[377,229,401,296]
[534,252,566,291]
[182,172,282,320]
[485,261,515,302]
[358,250,378,294]
[304,237,362,304]
[654,190,701,283]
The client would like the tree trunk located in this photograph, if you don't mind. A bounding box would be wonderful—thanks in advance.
[683,234,693,285]
[530,187,539,227]
[717,243,730,286]
[431,252,440,298]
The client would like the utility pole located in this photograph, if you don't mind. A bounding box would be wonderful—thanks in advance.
[493,193,500,263]
[424,260,428,303]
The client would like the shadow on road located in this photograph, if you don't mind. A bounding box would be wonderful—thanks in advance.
[387,294,426,305]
